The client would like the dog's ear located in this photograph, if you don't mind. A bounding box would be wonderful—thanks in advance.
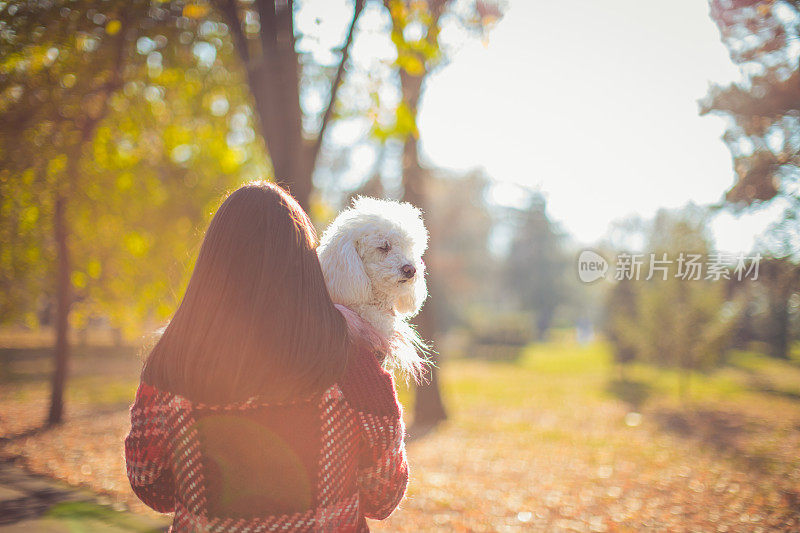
[395,262,428,317]
[318,234,371,306]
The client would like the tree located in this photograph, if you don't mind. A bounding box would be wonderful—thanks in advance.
[2,0,136,424]
[505,193,570,340]
[603,278,639,379]
[730,216,800,359]
[425,170,496,332]
[701,0,800,208]
[216,0,365,210]
[603,207,739,398]
[758,258,800,358]
[702,1,800,358]
[758,213,800,357]
[602,217,648,379]
[380,0,450,428]
[0,0,264,424]
[378,0,503,428]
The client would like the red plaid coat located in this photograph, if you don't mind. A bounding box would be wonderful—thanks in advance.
[124,311,408,532]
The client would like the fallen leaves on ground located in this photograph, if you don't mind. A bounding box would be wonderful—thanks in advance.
[2,347,799,531]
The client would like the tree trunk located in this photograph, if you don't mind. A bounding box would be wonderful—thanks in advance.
[250,0,309,209]
[771,300,789,359]
[220,0,364,211]
[399,71,447,429]
[766,262,797,360]
[412,301,448,427]
[44,9,128,426]
[48,193,71,426]
[218,0,308,208]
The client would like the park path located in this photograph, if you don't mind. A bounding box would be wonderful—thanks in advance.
[0,458,169,532]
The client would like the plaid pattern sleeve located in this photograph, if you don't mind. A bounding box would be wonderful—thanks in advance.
[356,409,408,519]
[124,382,176,513]
[340,345,410,520]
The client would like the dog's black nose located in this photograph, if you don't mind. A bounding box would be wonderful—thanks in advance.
[401,264,416,279]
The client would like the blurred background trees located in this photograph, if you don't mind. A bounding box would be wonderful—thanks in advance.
[425,170,496,333]
[603,207,740,397]
[0,0,267,423]
[730,255,800,359]
[504,192,570,341]
[0,0,505,428]
[3,0,796,430]
[702,0,800,211]
[698,0,800,365]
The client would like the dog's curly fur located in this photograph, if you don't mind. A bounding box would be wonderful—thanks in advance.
[318,197,429,378]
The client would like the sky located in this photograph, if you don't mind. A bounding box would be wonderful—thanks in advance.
[297,0,782,254]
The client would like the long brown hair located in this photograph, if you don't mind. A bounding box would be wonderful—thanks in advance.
[143,181,349,403]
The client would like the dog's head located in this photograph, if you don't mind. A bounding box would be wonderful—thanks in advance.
[318,197,428,318]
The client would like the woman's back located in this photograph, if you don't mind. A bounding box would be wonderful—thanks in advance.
[126,336,408,532]
[124,183,408,531]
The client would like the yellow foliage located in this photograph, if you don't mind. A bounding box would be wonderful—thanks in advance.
[389,0,408,21]
[123,232,148,257]
[116,173,133,192]
[71,271,88,289]
[21,206,39,228]
[47,155,67,177]
[183,3,211,19]
[105,20,122,36]
[87,260,102,279]
[397,54,425,76]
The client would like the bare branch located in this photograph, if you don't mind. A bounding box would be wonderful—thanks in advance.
[309,0,365,169]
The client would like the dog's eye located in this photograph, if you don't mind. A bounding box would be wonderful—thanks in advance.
[377,242,391,253]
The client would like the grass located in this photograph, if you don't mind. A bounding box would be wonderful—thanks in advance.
[2,338,800,530]
[44,501,165,532]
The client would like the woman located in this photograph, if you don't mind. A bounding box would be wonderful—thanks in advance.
[125,181,408,532]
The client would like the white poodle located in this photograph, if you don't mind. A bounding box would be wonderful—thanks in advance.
[318,196,429,377]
